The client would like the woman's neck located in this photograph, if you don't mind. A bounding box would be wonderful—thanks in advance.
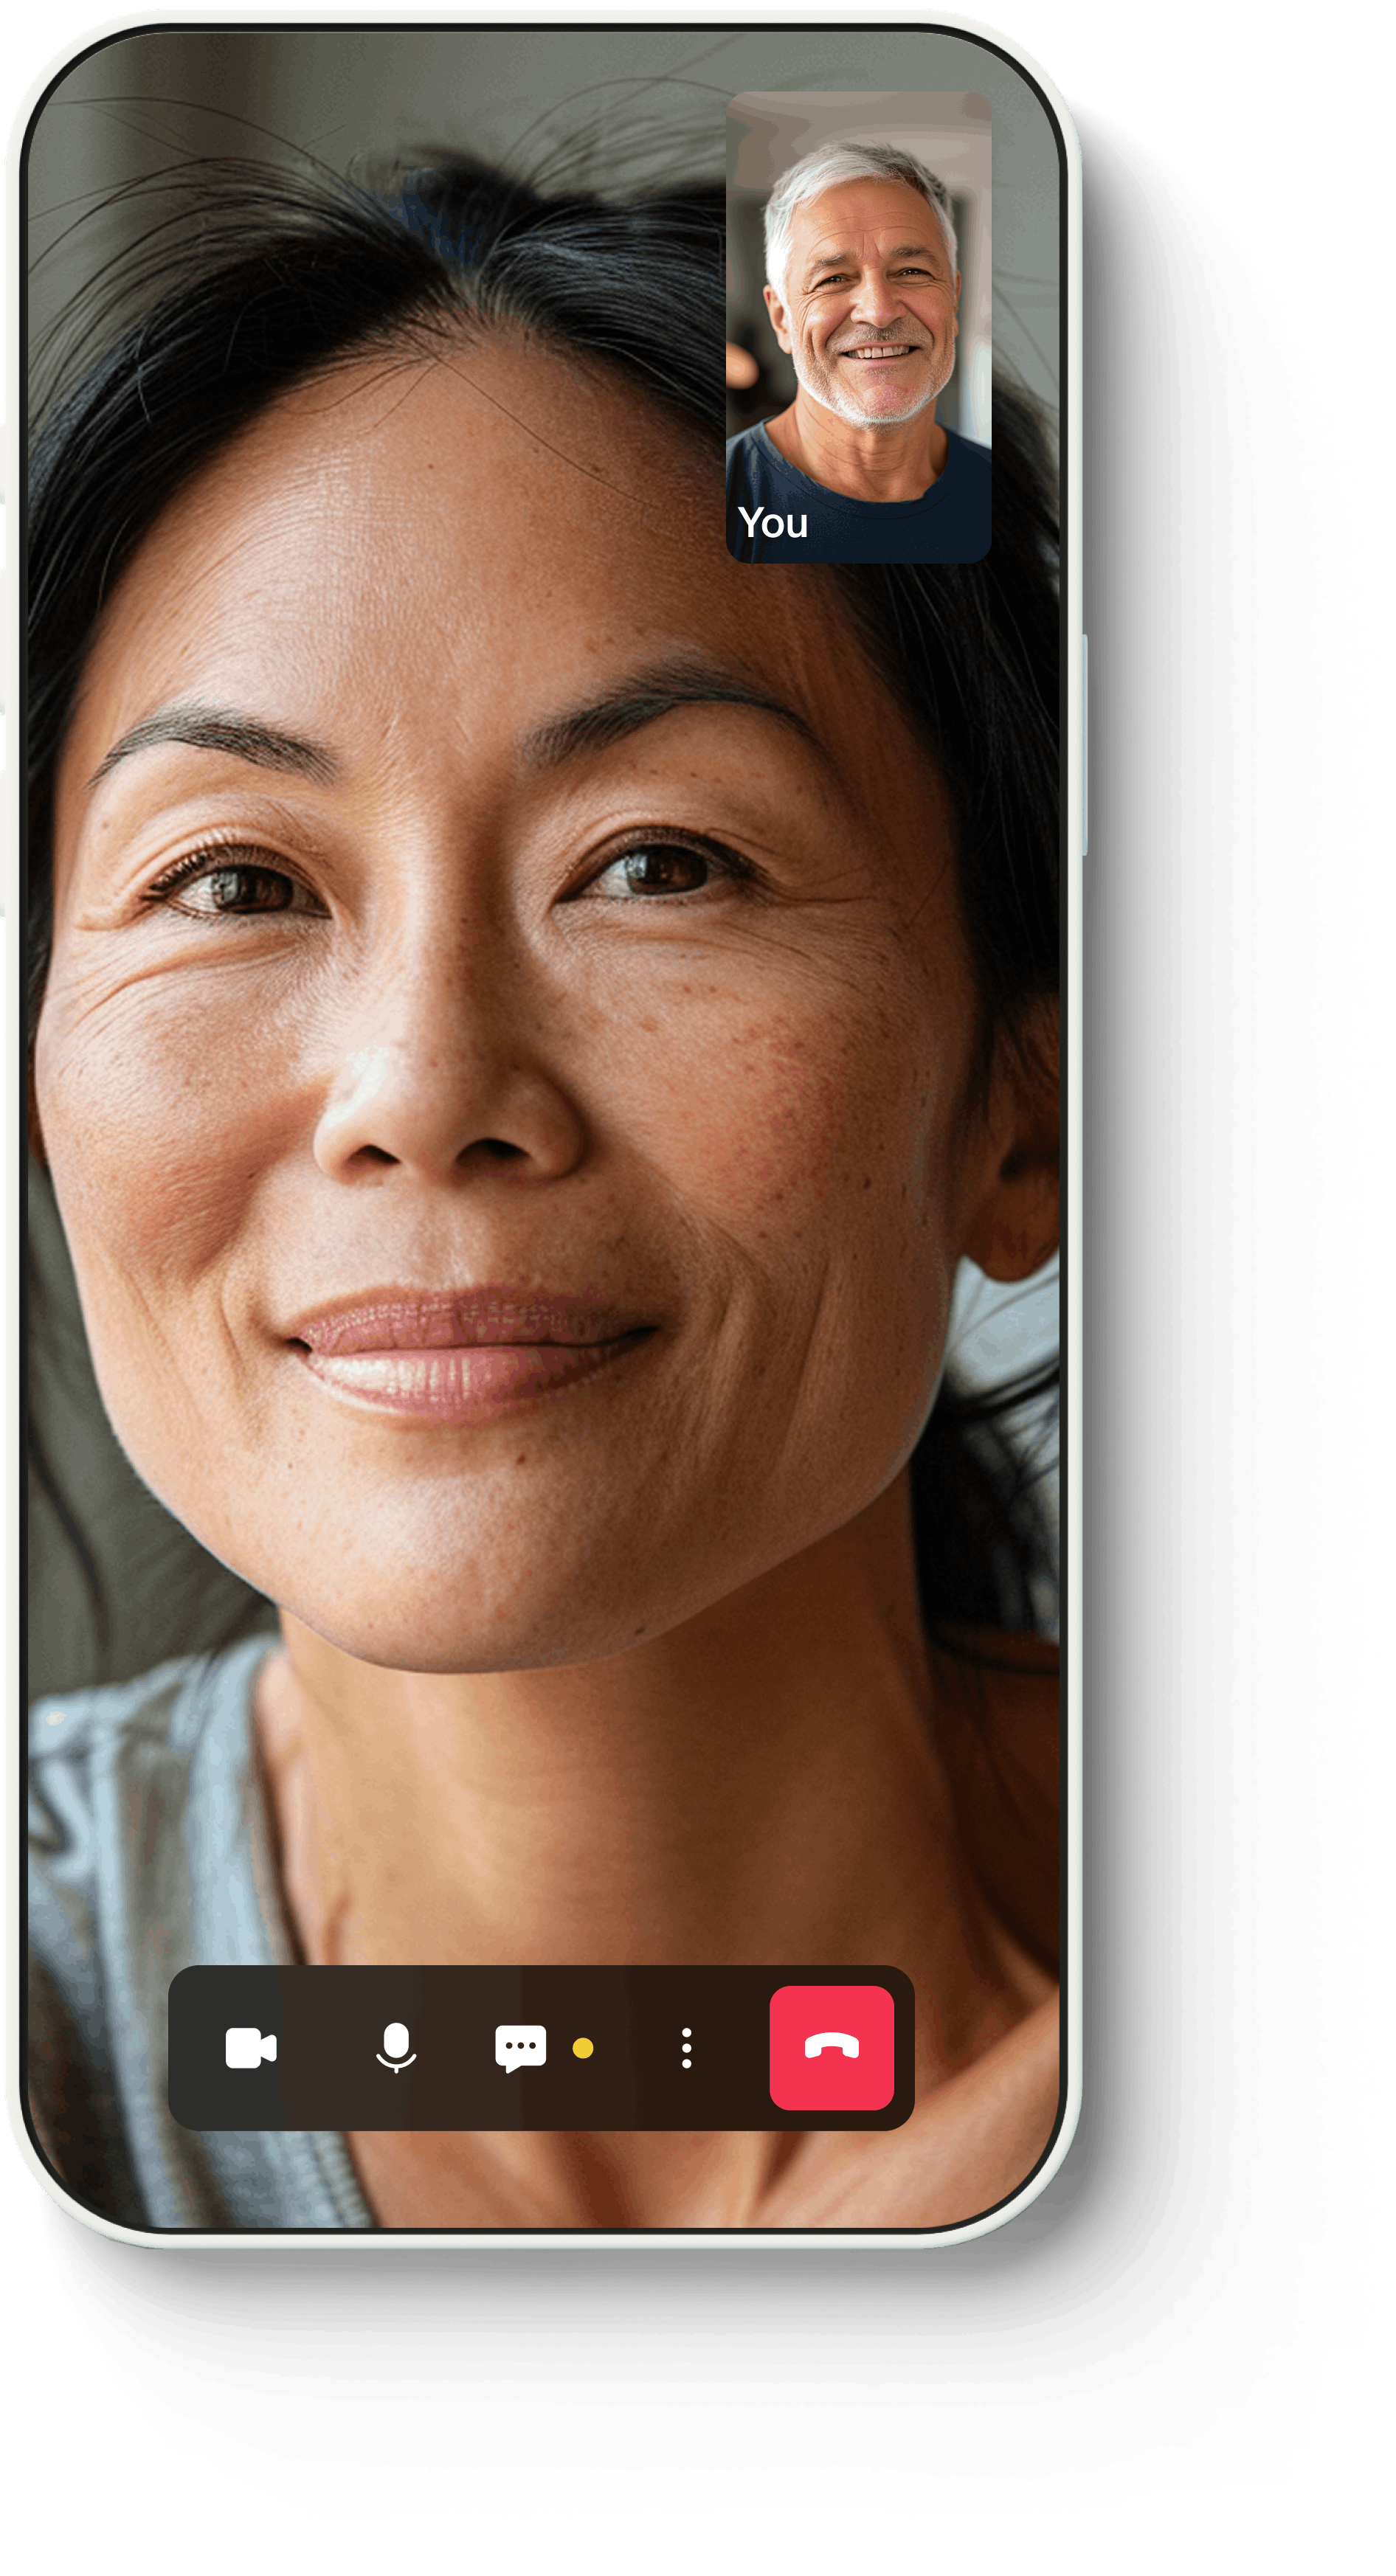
[256,1475,1020,2071]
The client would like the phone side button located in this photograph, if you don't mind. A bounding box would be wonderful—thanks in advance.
[1081,632,1088,858]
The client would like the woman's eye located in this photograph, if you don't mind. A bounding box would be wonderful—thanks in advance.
[145,855,322,917]
[591,845,717,900]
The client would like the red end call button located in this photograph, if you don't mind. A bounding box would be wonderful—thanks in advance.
[768,1984,897,2113]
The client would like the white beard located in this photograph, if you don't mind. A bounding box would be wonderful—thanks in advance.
[794,339,955,431]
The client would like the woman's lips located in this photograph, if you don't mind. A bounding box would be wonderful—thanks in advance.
[296,1292,641,1354]
[303,1340,648,1420]
[289,1292,654,1422]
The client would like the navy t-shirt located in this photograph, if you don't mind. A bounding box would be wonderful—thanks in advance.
[726,418,992,565]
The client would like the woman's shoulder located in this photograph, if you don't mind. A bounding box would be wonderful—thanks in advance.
[28,1635,278,1966]
[30,1635,274,1776]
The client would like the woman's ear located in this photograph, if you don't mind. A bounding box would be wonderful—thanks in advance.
[958,996,1060,1283]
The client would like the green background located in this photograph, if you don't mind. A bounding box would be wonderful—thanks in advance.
[8,4,1391,2555]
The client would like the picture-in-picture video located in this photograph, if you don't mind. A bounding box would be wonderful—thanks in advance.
[725,90,992,561]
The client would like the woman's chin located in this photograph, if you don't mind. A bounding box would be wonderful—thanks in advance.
[272,1571,712,1677]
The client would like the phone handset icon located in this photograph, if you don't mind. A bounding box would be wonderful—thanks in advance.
[803,2029,860,2060]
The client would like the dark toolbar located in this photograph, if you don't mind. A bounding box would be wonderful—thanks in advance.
[168,1965,915,2133]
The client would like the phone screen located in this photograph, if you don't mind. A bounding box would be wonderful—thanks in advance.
[21,20,1075,2240]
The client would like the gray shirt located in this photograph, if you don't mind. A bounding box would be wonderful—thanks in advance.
[28,1639,373,2232]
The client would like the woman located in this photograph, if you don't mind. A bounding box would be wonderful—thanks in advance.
[27,152,1062,2232]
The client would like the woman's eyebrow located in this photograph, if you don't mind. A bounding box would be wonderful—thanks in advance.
[87,701,339,790]
[521,660,825,769]
[84,669,825,789]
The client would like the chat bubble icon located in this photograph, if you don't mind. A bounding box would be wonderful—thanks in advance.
[495,2023,547,2072]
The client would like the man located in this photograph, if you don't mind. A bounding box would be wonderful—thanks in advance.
[727,139,991,565]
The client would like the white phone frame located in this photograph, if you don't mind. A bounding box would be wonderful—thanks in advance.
[7,8,1082,2252]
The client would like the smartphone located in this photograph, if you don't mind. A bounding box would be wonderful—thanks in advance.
[15,17,1082,2246]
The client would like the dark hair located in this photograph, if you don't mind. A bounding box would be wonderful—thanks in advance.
[27,148,1060,1663]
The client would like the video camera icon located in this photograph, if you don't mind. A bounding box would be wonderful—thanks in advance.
[224,2026,277,2069]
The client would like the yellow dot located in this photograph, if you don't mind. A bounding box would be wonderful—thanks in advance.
[572,2036,594,2059]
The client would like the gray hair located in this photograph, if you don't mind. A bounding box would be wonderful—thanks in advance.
[764,140,958,302]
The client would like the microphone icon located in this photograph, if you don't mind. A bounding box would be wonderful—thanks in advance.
[376,2021,417,2072]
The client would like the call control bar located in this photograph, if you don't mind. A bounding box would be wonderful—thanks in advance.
[167,1965,916,2133]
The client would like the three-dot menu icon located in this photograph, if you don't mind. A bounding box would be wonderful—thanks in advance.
[681,2026,693,2072]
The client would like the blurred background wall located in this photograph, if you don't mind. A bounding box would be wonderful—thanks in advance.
[27,27,1060,429]
[725,91,991,446]
[24,25,1060,1695]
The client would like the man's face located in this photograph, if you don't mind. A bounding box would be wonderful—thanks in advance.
[764,177,961,432]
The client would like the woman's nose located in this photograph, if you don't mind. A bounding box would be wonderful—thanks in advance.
[310,941,587,1185]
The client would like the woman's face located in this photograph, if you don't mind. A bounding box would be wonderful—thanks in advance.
[37,335,1036,1670]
